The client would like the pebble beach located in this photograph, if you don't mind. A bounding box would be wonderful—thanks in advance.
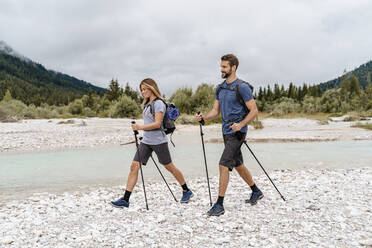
[1,117,371,247]
[1,167,371,247]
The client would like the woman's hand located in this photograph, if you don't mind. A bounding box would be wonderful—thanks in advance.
[131,123,142,131]
[230,122,242,132]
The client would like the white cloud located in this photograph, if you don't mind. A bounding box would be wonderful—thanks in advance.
[1,0,371,96]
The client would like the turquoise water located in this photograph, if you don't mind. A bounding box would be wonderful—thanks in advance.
[1,140,371,200]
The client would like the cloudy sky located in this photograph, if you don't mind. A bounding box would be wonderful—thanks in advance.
[1,0,372,96]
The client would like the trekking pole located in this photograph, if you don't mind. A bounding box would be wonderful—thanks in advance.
[197,111,212,206]
[132,121,149,210]
[149,154,178,202]
[120,140,136,146]
[243,141,286,202]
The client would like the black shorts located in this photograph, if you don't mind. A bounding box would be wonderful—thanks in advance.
[219,131,247,171]
[133,142,172,166]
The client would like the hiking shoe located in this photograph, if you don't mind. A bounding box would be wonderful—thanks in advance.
[245,190,264,205]
[180,190,194,203]
[111,197,129,208]
[207,203,225,216]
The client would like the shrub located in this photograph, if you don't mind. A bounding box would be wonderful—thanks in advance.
[109,95,141,118]
[271,97,301,116]
[0,99,27,121]
[191,84,215,113]
[169,87,193,114]
[302,96,322,114]
[68,99,84,115]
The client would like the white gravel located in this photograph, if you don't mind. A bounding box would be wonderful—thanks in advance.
[1,167,371,247]
[1,117,371,153]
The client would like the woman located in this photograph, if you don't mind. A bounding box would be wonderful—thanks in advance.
[111,78,193,208]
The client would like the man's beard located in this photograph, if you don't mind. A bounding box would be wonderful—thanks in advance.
[221,70,231,79]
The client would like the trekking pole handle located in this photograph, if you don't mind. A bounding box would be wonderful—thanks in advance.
[197,111,205,126]
[131,121,139,135]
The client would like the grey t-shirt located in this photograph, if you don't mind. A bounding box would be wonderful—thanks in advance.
[141,99,168,145]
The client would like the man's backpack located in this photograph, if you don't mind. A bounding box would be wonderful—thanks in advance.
[147,98,180,146]
[216,79,254,122]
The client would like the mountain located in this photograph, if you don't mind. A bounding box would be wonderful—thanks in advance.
[318,60,372,91]
[0,41,106,106]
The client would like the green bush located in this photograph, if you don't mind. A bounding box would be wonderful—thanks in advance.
[169,87,193,114]
[191,83,215,113]
[270,97,301,116]
[320,89,342,113]
[82,107,96,117]
[68,99,84,115]
[109,95,141,118]
[302,96,322,114]
[0,99,27,121]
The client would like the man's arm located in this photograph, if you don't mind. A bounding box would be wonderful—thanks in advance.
[230,99,258,131]
[196,100,220,122]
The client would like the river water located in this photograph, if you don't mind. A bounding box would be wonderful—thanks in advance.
[0,140,371,201]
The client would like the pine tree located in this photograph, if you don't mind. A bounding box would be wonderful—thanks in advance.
[258,87,263,101]
[266,85,273,101]
[280,85,285,98]
[274,83,281,100]
[288,83,295,99]
[105,79,123,101]
[350,75,361,96]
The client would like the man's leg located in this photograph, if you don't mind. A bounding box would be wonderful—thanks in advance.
[235,164,254,186]
[207,165,229,216]
[235,164,263,205]
[218,165,230,197]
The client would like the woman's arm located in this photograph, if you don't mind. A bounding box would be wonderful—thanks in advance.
[132,111,164,131]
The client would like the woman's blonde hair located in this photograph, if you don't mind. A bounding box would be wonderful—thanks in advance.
[139,78,165,109]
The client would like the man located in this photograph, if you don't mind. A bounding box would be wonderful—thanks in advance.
[196,54,263,216]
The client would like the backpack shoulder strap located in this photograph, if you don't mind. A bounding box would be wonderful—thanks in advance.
[234,79,254,113]
[216,81,235,99]
[216,83,223,98]
[150,98,167,117]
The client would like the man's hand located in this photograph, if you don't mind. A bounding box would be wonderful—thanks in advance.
[196,112,203,122]
[230,122,243,132]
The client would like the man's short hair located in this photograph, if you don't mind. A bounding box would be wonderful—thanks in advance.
[221,54,239,70]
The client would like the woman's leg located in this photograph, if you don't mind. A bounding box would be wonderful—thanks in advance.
[164,162,186,186]
[125,161,141,192]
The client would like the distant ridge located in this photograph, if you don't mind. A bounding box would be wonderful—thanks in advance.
[0,41,106,105]
[318,60,372,91]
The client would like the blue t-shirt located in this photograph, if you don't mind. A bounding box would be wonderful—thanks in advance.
[215,78,253,134]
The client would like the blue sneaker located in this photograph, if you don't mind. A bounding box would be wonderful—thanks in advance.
[111,197,129,208]
[207,203,225,216]
[245,190,264,205]
[180,190,194,203]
